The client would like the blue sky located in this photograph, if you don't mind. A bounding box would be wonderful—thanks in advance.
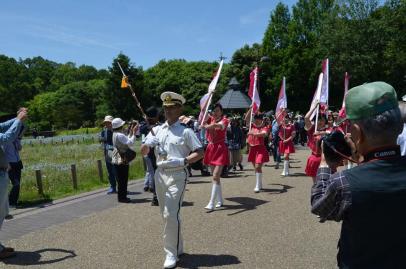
[0,0,296,70]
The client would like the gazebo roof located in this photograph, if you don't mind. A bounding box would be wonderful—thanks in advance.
[218,89,251,109]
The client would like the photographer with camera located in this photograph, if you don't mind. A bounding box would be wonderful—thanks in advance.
[311,82,406,269]
[111,118,138,203]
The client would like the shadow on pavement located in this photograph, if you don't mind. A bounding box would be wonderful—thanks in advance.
[288,172,307,177]
[177,253,241,268]
[129,198,151,204]
[2,248,76,266]
[221,197,268,216]
[182,201,194,207]
[187,180,211,184]
[262,184,293,194]
[127,191,141,195]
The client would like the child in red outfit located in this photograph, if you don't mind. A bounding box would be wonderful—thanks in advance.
[278,117,296,176]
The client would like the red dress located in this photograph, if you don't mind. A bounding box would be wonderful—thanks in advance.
[203,116,230,166]
[278,124,296,154]
[247,124,270,164]
[305,126,322,177]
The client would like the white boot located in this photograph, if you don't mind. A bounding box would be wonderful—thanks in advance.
[205,184,218,211]
[281,161,289,176]
[254,173,262,193]
[215,184,223,208]
[163,254,178,269]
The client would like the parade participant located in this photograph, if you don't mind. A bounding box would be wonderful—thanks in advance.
[278,116,296,176]
[141,92,203,269]
[99,115,117,194]
[202,103,229,211]
[245,112,269,192]
[0,107,27,259]
[140,106,161,206]
[111,118,138,203]
[311,82,406,268]
[304,104,328,182]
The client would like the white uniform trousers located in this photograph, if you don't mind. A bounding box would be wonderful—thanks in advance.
[155,167,187,257]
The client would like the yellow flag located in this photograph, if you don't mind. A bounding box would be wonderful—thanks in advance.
[121,75,129,88]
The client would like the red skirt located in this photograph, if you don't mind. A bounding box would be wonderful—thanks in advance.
[248,145,269,164]
[204,143,229,166]
[279,141,295,154]
[305,153,321,177]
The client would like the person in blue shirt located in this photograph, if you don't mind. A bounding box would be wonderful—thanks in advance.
[0,107,28,259]
[3,125,25,208]
[271,116,282,169]
[99,116,117,194]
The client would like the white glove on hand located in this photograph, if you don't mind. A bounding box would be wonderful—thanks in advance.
[157,158,185,168]
[144,136,159,147]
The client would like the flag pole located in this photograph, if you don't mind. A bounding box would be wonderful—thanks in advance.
[249,68,258,132]
[117,61,155,135]
[314,73,324,132]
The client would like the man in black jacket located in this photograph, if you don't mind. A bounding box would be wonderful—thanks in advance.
[311,82,406,269]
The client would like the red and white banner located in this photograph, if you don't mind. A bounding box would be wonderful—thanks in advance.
[248,67,260,114]
[275,77,287,124]
[198,60,224,125]
[338,72,350,118]
[320,58,329,106]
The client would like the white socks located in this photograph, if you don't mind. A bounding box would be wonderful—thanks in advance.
[205,183,220,210]
[254,173,262,193]
[281,160,289,176]
[215,184,223,208]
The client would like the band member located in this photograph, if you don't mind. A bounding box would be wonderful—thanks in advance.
[141,92,203,269]
[279,116,296,176]
[304,104,327,182]
[245,112,269,192]
[202,103,229,211]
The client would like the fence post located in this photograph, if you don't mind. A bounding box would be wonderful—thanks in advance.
[97,160,103,182]
[71,164,78,190]
[35,170,44,195]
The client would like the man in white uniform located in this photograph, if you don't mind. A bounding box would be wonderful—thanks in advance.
[141,91,203,269]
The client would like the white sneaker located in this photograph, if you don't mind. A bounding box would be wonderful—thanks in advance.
[163,255,178,269]
[215,201,223,208]
[205,202,214,211]
[254,187,260,193]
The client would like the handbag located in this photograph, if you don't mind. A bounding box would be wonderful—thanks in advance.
[112,133,137,165]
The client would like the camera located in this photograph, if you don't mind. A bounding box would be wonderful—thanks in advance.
[322,131,352,165]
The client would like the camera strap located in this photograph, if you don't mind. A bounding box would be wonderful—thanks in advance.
[363,146,401,163]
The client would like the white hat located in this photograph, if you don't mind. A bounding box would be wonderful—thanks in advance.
[112,118,125,129]
[160,91,186,106]
[103,115,114,123]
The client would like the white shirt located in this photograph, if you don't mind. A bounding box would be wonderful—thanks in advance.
[146,120,202,161]
[397,123,406,156]
[114,132,136,148]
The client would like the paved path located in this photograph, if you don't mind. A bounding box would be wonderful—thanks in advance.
[0,147,340,269]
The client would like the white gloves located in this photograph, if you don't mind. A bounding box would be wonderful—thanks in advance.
[157,157,185,168]
[143,136,159,147]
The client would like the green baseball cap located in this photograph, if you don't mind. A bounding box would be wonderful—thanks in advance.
[345,81,398,120]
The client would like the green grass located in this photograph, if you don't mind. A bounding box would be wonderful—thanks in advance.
[18,139,145,205]
[56,127,102,136]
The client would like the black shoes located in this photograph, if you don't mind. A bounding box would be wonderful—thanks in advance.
[238,163,243,171]
[151,197,159,206]
[118,198,131,203]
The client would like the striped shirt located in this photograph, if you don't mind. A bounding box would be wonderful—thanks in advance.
[311,167,352,222]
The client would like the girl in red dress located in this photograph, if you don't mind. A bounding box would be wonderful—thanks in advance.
[304,103,327,182]
[245,112,270,193]
[203,103,230,211]
[278,116,296,176]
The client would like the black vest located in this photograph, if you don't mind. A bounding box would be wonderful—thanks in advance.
[338,155,406,269]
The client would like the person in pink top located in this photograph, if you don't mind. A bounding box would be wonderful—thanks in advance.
[202,103,230,211]
[245,112,270,193]
[278,116,296,176]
